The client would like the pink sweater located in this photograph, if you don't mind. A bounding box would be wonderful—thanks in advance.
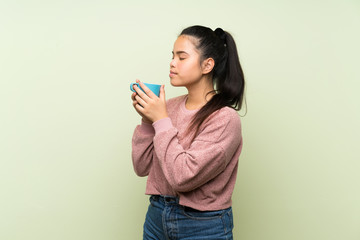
[132,95,243,211]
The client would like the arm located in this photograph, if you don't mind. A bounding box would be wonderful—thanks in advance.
[130,80,163,176]
[153,110,242,192]
[131,121,155,176]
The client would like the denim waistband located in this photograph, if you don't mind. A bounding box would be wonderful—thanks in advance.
[146,195,234,238]
[151,195,179,204]
[150,195,232,213]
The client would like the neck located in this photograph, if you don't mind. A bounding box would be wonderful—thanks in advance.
[185,77,214,110]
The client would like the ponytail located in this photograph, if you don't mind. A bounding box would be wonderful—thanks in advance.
[180,25,246,139]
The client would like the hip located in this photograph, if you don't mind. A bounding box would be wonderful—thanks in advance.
[143,195,234,240]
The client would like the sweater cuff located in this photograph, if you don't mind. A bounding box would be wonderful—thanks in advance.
[139,120,155,135]
[152,117,173,134]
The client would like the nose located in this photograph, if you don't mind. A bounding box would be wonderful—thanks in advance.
[170,58,176,68]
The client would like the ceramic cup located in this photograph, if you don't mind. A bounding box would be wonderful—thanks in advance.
[130,82,161,97]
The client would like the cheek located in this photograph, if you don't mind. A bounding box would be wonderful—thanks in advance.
[182,61,201,75]
[188,63,203,78]
[181,68,202,83]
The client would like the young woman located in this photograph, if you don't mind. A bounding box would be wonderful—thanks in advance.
[131,25,245,240]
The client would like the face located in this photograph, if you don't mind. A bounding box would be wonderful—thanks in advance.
[169,35,204,88]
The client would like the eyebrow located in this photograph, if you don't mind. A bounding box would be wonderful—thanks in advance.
[172,51,189,55]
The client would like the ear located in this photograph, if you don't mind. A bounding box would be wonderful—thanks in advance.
[201,58,215,74]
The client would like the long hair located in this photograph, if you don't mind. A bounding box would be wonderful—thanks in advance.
[180,25,246,139]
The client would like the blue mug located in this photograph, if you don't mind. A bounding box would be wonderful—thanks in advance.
[130,82,161,97]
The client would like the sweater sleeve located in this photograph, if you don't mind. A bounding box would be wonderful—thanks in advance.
[152,109,242,192]
[131,120,155,177]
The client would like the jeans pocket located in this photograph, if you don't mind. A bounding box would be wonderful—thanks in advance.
[222,208,234,235]
[227,209,233,230]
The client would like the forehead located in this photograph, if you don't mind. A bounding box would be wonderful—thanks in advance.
[173,35,199,54]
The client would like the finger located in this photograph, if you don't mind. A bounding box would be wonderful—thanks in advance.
[133,98,145,113]
[134,101,145,113]
[131,92,137,101]
[132,96,139,105]
[132,99,139,109]
[138,81,157,99]
[159,85,166,101]
[135,94,147,107]
[133,85,150,101]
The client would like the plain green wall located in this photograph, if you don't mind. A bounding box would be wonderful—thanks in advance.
[1,0,359,239]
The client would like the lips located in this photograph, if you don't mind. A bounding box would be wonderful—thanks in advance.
[169,71,177,78]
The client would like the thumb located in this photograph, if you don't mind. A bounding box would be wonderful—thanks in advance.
[159,85,166,101]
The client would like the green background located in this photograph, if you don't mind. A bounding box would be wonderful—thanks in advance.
[1,0,359,239]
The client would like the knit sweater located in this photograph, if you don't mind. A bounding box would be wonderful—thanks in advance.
[132,94,243,211]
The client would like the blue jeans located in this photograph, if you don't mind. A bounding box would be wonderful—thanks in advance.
[143,195,233,240]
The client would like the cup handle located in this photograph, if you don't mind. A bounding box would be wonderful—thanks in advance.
[130,83,139,92]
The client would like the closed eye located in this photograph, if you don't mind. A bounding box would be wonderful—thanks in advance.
[172,51,189,60]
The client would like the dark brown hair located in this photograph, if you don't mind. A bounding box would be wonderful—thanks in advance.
[180,25,246,140]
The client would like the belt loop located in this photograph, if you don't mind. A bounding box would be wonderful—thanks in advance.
[151,195,159,202]
[162,195,179,204]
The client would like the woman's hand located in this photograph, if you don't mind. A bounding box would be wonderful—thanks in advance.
[131,91,152,124]
[131,80,168,123]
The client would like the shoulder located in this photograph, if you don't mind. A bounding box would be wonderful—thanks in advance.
[208,107,241,129]
[196,107,242,142]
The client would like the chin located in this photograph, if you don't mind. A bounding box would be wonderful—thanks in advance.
[170,78,182,87]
